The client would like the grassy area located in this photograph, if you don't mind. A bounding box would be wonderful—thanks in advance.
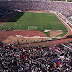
[0,12,67,36]
[8,12,24,22]
[44,32,50,37]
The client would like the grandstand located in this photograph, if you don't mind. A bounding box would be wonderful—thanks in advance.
[0,1,72,17]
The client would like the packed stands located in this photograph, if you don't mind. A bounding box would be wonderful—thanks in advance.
[0,1,72,18]
[0,9,10,17]
[0,41,72,71]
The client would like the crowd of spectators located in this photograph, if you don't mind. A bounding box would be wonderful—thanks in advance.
[0,1,72,17]
[0,9,10,17]
[0,41,72,72]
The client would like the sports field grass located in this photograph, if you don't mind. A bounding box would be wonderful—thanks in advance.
[0,12,67,30]
[0,12,67,36]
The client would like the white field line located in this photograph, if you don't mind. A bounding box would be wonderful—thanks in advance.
[16,35,58,39]
[16,35,49,38]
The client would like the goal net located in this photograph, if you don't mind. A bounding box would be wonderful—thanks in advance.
[28,26,37,30]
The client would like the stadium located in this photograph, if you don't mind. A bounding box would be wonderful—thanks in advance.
[0,0,72,72]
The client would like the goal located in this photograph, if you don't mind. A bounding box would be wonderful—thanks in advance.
[28,26,37,30]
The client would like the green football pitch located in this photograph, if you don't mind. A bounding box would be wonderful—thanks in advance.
[0,12,67,36]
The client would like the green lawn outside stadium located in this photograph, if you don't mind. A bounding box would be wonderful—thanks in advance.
[0,12,67,36]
